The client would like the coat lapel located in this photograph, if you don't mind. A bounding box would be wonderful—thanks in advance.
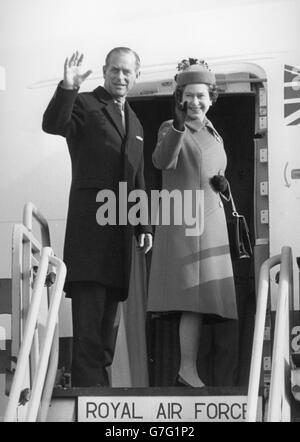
[105,101,125,139]
[92,88,140,182]
[124,101,135,144]
[124,102,141,160]
[186,117,222,142]
[93,86,125,139]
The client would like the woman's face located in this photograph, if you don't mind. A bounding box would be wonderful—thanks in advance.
[182,83,212,121]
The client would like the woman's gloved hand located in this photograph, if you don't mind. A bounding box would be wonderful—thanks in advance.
[210,175,229,193]
[173,89,188,131]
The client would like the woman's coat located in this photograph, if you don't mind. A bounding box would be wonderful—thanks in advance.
[147,119,237,319]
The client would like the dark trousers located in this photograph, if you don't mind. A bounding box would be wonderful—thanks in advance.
[69,282,120,387]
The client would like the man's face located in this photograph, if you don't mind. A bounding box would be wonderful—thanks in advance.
[103,52,139,99]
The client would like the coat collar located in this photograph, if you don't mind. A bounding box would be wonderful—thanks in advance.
[185,117,222,142]
[93,86,125,138]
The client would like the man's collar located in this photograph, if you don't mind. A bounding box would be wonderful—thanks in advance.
[93,85,126,105]
[113,98,125,111]
[93,85,113,104]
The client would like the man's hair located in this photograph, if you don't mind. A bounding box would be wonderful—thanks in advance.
[105,47,141,72]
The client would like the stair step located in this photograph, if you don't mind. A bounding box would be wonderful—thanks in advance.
[47,387,263,422]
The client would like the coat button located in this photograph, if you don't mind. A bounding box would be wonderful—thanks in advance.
[219,201,223,208]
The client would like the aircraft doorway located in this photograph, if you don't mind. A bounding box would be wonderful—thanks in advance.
[129,92,256,387]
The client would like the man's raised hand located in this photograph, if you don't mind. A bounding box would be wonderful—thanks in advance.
[63,51,92,90]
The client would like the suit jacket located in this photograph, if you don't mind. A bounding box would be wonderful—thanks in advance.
[42,84,151,299]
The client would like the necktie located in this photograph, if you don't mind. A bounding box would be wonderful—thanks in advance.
[115,100,126,132]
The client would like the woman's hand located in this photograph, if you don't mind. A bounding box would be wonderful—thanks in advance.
[63,51,92,90]
[173,89,187,131]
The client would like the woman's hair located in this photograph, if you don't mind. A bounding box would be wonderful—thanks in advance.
[175,83,219,104]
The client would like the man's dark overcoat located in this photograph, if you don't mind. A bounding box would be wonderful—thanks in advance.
[42,85,151,299]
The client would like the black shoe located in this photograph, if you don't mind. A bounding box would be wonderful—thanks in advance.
[174,374,193,387]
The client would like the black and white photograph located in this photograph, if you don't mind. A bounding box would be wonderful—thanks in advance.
[0,0,300,425]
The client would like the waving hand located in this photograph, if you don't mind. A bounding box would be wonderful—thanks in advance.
[173,89,188,131]
[63,51,92,90]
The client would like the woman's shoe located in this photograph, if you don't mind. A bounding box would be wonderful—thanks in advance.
[174,374,193,387]
[174,374,205,388]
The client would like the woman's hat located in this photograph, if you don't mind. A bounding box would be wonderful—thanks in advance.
[175,58,216,87]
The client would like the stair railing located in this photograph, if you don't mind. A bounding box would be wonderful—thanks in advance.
[247,246,293,421]
[22,202,60,421]
[267,246,293,421]
[23,202,51,248]
[5,203,66,422]
[4,246,66,422]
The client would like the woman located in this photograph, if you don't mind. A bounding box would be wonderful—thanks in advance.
[147,59,237,387]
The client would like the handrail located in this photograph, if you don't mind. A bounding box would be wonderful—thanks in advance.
[11,224,42,362]
[11,223,43,395]
[38,324,60,422]
[26,252,66,422]
[23,202,51,247]
[4,247,66,422]
[22,202,60,422]
[7,203,65,422]
[267,246,293,421]
[22,203,59,422]
[247,246,293,421]
[247,254,281,421]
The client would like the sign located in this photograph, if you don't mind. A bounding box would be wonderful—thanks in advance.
[77,395,263,422]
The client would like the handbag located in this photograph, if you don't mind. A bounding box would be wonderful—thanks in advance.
[225,186,253,260]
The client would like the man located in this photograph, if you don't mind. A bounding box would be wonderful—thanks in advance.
[42,48,152,387]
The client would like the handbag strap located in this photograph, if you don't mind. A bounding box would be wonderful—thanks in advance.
[227,184,239,216]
